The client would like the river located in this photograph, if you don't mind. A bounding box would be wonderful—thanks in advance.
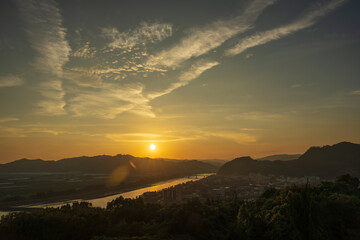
[0,173,213,218]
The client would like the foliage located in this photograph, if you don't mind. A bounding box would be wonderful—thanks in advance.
[235,176,360,240]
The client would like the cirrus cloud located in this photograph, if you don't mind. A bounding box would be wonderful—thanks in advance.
[0,74,24,88]
[146,0,277,68]
[226,0,348,56]
[103,22,173,50]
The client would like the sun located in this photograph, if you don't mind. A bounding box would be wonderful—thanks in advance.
[149,144,156,151]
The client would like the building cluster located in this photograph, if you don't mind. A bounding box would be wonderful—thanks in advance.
[141,174,321,205]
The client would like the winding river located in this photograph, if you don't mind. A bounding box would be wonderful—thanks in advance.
[0,173,213,217]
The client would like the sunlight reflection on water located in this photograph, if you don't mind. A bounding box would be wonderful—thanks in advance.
[90,173,213,208]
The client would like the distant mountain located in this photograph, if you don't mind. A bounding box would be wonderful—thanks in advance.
[218,142,360,178]
[0,154,217,178]
[256,154,301,161]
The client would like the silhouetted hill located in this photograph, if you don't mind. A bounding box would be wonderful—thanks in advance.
[0,154,216,178]
[199,159,229,167]
[256,154,301,161]
[218,142,360,178]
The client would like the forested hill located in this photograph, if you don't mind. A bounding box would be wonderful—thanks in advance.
[0,154,216,177]
[218,142,360,178]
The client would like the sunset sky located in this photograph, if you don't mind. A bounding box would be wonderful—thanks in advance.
[0,0,359,163]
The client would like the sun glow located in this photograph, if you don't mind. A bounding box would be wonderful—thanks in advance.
[149,144,156,151]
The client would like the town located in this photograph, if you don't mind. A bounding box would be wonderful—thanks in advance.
[141,174,322,204]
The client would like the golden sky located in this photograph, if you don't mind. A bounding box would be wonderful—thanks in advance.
[0,0,359,163]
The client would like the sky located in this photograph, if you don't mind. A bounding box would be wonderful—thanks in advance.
[0,0,359,163]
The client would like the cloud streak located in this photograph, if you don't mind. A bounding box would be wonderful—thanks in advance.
[350,90,360,95]
[17,0,70,115]
[67,59,219,118]
[103,22,172,50]
[0,74,24,88]
[148,60,219,99]
[106,133,195,143]
[208,131,257,144]
[146,0,276,68]
[38,80,66,115]
[291,84,303,88]
[68,83,154,119]
[0,118,19,123]
[17,0,71,77]
[226,0,348,56]
[72,42,96,58]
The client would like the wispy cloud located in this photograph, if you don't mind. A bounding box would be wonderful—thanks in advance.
[0,117,19,123]
[106,133,195,143]
[17,0,70,115]
[146,0,276,68]
[0,74,24,88]
[68,83,154,119]
[225,112,283,121]
[350,90,360,95]
[245,53,254,59]
[226,0,348,56]
[148,60,219,99]
[63,70,103,88]
[38,80,66,115]
[0,125,64,138]
[103,22,172,50]
[0,126,27,138]
[105,129,256,144]
[209,132,257,144]
[72,65,167,76]
[66,60,218,119]
[17,0,71,77]
[171,129,257,144]
[71,42,96,58]
[291,84,303,88]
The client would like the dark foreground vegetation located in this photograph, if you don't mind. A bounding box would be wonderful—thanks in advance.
[1,174,359,240]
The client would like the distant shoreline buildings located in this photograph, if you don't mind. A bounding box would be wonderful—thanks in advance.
[141,174,321,205]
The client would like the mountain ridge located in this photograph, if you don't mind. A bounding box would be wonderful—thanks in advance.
[218,142,360,178]
[0,154,217,177]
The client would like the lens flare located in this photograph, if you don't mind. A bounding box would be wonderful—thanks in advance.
[106,165,129,188]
